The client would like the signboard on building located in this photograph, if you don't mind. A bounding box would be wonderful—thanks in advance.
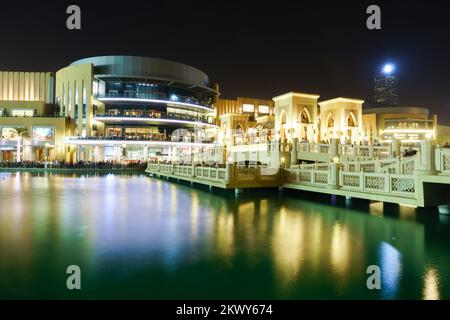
[1,128,19,141]
[32,127,55,142]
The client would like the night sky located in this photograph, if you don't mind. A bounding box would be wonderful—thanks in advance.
[1,0,449,124]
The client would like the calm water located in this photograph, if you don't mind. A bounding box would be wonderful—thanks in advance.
[0,172,449,299]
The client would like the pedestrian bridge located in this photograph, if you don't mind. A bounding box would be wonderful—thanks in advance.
[146,141,450,207]
[146,162,282,191]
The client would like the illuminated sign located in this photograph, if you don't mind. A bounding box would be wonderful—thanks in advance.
[1,127,19,141]
[258,105,270,114]
[33,127,55,142]
[242,104,254,113]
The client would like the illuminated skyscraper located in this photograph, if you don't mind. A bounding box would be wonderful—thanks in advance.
[374,63,398,105]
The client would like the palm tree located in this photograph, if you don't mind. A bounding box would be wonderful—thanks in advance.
[14,127,30,162]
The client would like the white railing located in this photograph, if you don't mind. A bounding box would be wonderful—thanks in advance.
[342,156,417,174]
[290,163,330,171]
[147,162,281,185]
[298,142,391,159]
[285,168,330,185]
[285,159,417,198]
[147,163,228,183]
[436,148,450,174]
[298,143,330,154]
[340,171,416,197]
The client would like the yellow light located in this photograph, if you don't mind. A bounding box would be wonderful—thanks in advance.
[384,129,434,134]
[280,157,285,163]
[423,266,440,300]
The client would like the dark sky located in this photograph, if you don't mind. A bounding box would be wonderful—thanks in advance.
[1,0,449,124]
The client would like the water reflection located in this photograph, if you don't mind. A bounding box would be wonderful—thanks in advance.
[330,222,350,281]
[379,242,402,299]
[0,173,449,299]
[423,265,440,300]
[272,208,305,288]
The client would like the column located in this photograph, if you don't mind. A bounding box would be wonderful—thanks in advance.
[416,139,436,175]
[143,146,148,161]
[329,138,340,158]
[391,137,401,158]
[225,163,234,183]
[327,161,339,189]
[291,137,299,166]
[76,146,81,162]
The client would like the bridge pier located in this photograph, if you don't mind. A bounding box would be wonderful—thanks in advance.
[235,188,244,195]
[383,202,400,217]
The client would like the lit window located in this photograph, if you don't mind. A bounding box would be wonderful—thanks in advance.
[11,109,34,117]
[258,105,270,114]
[242,104,254,113]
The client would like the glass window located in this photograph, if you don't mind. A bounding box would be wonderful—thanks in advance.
[242,104,254,113]
[11,109,34,117]
[258,105,270,114]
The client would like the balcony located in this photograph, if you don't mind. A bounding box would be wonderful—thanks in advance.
[93,113,217,128]
[97,91,214,112]
[64,136,216,146]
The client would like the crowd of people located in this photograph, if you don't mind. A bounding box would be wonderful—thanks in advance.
[0,160,147,170]
[403,148,418,157]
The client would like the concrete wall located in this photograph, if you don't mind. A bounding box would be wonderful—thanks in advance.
[0,71,54,104]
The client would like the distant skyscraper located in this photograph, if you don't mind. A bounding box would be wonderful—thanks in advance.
[374,63,398,105]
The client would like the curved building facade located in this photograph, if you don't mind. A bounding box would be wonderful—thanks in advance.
[55,55,218,162]
[362,106,436,143]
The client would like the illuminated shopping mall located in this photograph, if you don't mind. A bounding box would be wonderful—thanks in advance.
[1,55,450,162]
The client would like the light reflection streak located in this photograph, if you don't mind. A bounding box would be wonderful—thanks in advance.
[423,265,440,300]
[330,222,350,282]
[379,242,402,299]
[272,208,305,287]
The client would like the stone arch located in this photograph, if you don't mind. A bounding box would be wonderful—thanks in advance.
[280,110,287,125]
[326,113,335,128]
[299,108,311,124]
[279,110,287,141]
[234,123,245,145]
[347,112,357,127]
